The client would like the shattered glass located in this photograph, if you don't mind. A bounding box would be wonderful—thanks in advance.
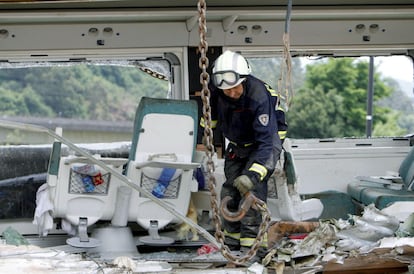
[0,59,171,81]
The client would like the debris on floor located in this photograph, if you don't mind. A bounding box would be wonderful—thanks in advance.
[0,203,413,273]
[264,203,414,273]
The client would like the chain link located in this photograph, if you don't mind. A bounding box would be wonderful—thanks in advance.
[197,0,271,265]
[138,67,168,81]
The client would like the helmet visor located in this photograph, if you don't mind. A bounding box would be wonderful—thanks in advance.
[212,71,240,88]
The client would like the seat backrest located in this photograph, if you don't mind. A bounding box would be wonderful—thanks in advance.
[282,138,297,185]
[399,146,414,190]
[128,97,198,163]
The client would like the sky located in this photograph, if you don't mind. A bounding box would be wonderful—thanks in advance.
[376,56,413,82]
[375,56,413,97]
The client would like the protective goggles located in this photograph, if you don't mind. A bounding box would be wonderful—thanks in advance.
[212,71,241,88]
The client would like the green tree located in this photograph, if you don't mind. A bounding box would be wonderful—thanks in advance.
[378,77,414,135]
[373,112,407,136]
[21,86,54,116]
[0,86,53,116]
[0,87,28,115]
[0,63,169,121]
[22,66,89,118]
[249,57,304,94]
[287,86,345,138]
[287,58,394,138]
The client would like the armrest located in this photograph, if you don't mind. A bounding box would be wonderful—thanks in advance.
[134,160,200,170]
[64,157,128,167]
[378,175,403,184]
[355,175,404,190]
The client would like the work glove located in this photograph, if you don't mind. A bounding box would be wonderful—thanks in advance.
[233,175,254,195]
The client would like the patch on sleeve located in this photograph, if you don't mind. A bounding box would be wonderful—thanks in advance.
[258,114,269,126]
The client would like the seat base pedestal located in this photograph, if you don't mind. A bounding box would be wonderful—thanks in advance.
[88,226,140,260]
[139,220,175,246]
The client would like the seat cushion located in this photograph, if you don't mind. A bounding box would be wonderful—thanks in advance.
[347,181,367,202]
[348,146,414,209]
[359,187,414,209]
[348,180,414,209]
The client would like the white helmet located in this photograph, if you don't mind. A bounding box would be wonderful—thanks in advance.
[212,50,251,89]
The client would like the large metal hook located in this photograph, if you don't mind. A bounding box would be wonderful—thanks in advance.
[220,192,261,222]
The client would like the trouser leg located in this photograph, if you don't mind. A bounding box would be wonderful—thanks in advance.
[239,172,269,248]
[221,157,244,248]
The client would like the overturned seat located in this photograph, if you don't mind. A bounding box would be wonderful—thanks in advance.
[125,97,200,245]
[45,138,130,248]
[267,138,324,221]
[347,145,414,210]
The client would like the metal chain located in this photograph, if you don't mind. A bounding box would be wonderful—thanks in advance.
[197,0,224,251]
[197,0,272,265]
[138,67,168,81]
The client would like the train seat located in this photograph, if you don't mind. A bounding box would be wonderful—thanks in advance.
[125,97,200,245]
[347,145,414,210]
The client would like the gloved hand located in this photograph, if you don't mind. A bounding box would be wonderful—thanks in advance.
[233,175,254,195]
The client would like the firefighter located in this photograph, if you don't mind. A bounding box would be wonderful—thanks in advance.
[201,50,286,259]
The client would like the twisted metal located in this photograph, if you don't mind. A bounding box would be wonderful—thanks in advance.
[197,0,271,265]
[278,0,294,111]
